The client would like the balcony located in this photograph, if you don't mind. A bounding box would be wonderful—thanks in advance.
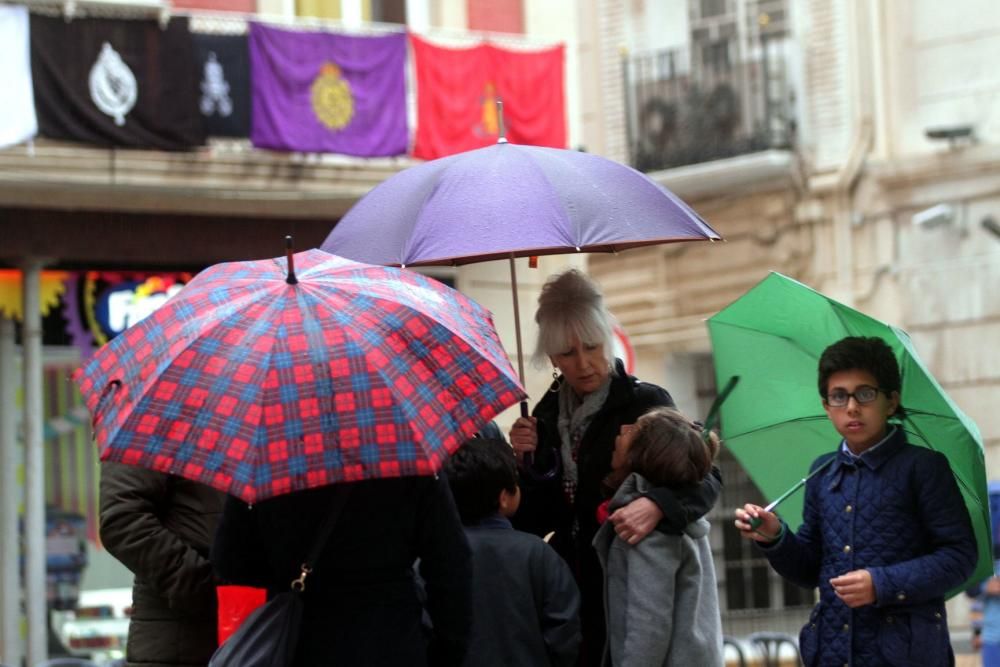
[624,38,796,173]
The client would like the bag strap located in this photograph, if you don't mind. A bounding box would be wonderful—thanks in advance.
[290,484,352,592]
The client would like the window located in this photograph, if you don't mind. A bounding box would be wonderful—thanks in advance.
[372,0,406,24]
[693,354,815,634]
[467,0,523,34]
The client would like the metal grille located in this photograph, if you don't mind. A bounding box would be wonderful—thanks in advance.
[624,0,795,172]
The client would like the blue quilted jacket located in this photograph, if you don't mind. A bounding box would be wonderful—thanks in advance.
[760,428,977,667]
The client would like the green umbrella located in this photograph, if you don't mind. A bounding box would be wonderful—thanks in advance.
[707,272,991,591]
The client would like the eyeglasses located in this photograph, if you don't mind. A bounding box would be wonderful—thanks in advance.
[824,385,884,407]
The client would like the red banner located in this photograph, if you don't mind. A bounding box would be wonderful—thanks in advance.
[411,35,565,159]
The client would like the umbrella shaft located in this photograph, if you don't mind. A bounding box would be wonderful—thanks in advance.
[749,457,836,529]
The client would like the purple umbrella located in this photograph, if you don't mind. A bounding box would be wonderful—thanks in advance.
[322,129,722,418]
[323,141,720,266]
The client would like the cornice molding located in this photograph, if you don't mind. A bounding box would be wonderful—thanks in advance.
[0,139,411,218]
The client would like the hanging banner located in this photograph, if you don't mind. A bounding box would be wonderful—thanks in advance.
[30,15,205,150]
[0,5,37,149]
[193,32,251,137]
[248,23,407,156]
[411,35,565,160]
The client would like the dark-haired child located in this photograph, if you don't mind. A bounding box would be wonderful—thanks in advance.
[593,407,723,666]
[734,336,977,666]
[444,437,581,667]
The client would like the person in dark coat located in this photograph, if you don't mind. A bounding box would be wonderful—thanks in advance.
[99,461,225,667]
[509,269,722,665]
[212,475,472,667]
[735,336,978,667]
[444,437,580,667]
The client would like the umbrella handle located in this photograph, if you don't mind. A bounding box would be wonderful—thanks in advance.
[91,379,122,438]
[520,401,534,465]
[517,400,562,481]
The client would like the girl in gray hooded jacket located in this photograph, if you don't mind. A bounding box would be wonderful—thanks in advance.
[593,407,724,667]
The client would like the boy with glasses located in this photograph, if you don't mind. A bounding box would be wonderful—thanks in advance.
[734,336,976,666]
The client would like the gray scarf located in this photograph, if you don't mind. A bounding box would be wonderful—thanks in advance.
[556,376,612,491]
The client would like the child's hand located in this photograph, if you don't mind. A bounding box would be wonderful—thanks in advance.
[734,504,781,542]
[609,497,663,545]
[830,569,875,608]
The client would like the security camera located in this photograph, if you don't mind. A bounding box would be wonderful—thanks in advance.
[983,216,1000,240]
[925,125,974,141]
[911,203,954,229]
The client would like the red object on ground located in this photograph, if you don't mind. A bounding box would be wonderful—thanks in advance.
[217,585,267,645]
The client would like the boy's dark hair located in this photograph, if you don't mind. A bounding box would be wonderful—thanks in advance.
[443,437,518,524]
[817,336,904,414]
[605,407,719,492]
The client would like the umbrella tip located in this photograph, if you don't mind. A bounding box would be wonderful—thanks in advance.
[285,236,298,285]
[495,98,508,144]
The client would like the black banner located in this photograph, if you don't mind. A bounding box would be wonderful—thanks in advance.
[193,32,251,138]
[31,15,205,150]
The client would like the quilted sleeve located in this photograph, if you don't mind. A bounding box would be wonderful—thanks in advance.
[868,451,977,607]
[757,456,829,589]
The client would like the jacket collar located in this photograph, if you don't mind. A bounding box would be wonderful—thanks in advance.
[826,427,906,491]
[837,426,905,471]
[469,514,512,530]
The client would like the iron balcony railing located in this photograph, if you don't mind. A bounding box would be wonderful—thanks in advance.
[624,39,796,172]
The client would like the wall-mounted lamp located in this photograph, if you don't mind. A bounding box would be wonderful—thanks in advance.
[924,125,975,147]
[911,203,955,229]
[982,215,1000,240]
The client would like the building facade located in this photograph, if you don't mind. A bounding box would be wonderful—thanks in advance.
[582,0,1000,639]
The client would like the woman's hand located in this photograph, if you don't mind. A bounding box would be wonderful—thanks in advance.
[609,497,663,545]
[509,416,538,462]
[734,503,782,542]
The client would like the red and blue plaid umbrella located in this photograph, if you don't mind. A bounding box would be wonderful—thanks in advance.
[75,249,526,503]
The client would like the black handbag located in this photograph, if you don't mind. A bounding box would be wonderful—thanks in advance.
[209,486,353,667]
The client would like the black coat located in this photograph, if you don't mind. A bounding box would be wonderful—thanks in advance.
[460,516,580,667]
[512,361,722,666]
[99,462,225,667]
[212,475,472,667]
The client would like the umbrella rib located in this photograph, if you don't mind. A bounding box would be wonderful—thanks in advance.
[709,321,823,361]
[724,414,829,440]
[899,420,985,512]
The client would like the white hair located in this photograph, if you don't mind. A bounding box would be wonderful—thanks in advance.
[531,269,616,370]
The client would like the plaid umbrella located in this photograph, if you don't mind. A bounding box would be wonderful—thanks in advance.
[75,248,526,503]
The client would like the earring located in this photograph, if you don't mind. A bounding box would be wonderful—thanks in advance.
[548,368,562,393]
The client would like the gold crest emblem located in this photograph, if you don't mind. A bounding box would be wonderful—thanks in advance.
[311,62,353,131]
[479,82,499,136]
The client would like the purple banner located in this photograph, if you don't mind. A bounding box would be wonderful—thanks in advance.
[249,23,407,157]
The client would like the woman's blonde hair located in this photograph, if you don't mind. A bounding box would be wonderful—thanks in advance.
[604,407,720,493]
[531,269,615,369]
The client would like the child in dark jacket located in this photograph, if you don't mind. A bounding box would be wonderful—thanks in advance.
[734,336,977,667]
[444,437,581,667]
